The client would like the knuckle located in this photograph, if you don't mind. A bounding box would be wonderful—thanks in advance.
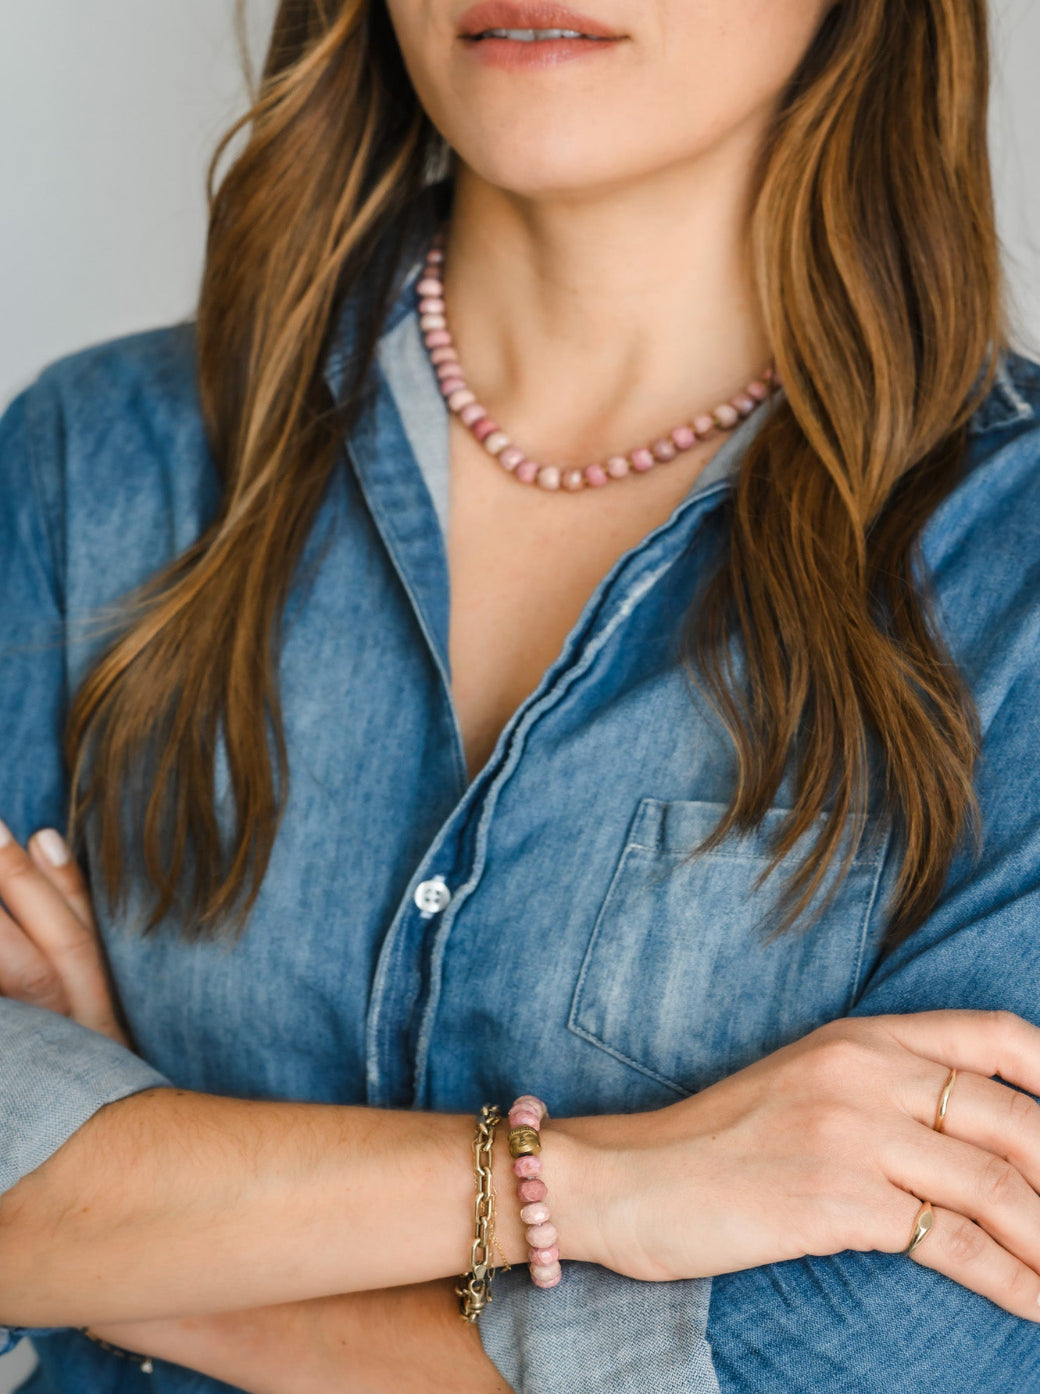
[0,851,36,884]
[1005,1086,1038,1139]
[53,933,100,968]
[808,1033,874,1087]
[977,1155,1021,1210]
[989,1008,1025,1040]
[1000,1260,1039,1310]
[941,1214,988,1265]
[10,967,63,1007]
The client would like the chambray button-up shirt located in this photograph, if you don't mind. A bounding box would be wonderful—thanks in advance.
[2,193,1040,1391]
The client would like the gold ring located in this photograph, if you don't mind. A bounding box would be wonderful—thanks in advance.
[933,1068,958,1133]
[904,1199,934,1256]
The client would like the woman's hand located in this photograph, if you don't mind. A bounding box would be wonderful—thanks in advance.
[593,1009,1040,1322]
[0,820,131,1044]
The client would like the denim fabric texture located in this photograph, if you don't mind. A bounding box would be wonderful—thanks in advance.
[2,181,1040,1390]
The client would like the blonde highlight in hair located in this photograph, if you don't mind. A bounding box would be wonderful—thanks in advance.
[65,0,1008,948]
[691,0,1003,947]
[65,0,444,938]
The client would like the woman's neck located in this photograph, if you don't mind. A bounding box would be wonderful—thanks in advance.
[440,143,773,467]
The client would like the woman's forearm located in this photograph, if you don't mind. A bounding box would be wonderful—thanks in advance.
[0,1085,606,1329]
[90,1280,510,1394]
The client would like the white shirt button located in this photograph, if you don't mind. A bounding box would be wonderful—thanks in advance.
[413,875,451,916]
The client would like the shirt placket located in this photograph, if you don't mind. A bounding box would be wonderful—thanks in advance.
[347,385,738,1107]
[337,292,780,1110]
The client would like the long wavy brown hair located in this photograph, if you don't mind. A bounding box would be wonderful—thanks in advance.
[64,0,1008,948]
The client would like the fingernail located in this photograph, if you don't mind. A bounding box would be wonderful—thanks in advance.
[35,829,70,866]
[0,819,11,848]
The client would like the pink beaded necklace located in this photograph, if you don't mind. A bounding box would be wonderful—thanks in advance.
[416,228,780,493]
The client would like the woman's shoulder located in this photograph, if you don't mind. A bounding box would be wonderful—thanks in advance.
[923,344,1040,713]
[13,318,212,483]
[929,344,1040,539]
[0,319,221,618]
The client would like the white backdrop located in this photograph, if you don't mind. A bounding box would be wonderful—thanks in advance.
[0,0,1038,1389]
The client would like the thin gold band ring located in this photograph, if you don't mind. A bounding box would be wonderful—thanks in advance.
[933,1068,958,1134]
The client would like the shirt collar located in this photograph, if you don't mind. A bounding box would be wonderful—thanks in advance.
[322,181,449,404]
[965,350,1036,435]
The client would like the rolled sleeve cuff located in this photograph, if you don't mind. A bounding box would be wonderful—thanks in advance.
[479,1263,720,1394]
[0,997,174,1197]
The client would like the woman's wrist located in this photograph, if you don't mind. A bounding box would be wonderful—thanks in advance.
[309,1282,510,1394]
[492,1111,638,1271]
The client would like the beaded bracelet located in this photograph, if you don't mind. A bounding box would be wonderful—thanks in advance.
[507,1094,562,1289]
[77,1327,155,1373]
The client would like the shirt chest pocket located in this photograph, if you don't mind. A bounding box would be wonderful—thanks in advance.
[568,798,888,1098]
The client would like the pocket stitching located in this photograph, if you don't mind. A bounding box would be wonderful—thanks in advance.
[844,819,893,1006]
[567,798,890,1095]
[568,838,693,1097]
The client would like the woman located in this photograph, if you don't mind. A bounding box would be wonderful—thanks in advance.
[0,0,1039,1389]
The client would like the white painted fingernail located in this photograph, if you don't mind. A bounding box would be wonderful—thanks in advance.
[35,829,70,866]
[0,819,11,848]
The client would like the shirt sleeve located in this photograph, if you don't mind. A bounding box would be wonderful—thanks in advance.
[480,434,1040,1392]
[699,650,1040,1393]
[0,382,175,1350]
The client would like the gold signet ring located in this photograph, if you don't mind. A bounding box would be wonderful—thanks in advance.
[904,1199,934,1256]
[933,1068,958,1134]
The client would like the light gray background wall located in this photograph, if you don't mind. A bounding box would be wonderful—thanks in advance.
[0,0,1037,1388]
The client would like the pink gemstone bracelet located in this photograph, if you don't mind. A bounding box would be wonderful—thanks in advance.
[417,230,781,492]
[507,1094,561,1288]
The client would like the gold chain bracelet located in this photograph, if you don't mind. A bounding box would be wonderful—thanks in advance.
[455,1103,510,1321]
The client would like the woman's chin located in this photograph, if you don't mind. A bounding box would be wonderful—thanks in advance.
[449,145,646,204]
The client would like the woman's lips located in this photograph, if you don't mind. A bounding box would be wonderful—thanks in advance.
[460,31,623,69]
[457,2,622,40]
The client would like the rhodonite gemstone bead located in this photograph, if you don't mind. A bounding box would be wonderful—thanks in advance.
[531,1261,562,1288]
[525,1221,558,1250]
[520,1201,551,1226]
[529,1244,559,1265]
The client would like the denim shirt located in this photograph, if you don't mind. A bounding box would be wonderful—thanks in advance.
[2,192,1040,1392]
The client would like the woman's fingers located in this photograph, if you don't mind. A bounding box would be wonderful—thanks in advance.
[0,822,129,1044]
[904,1064,1040,1194]
[879,1008,1040,1106]
[881,1121,1040,1286]
[900,1198,1040,1323]
[0,901,71,1015]
[27,828,97,929]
